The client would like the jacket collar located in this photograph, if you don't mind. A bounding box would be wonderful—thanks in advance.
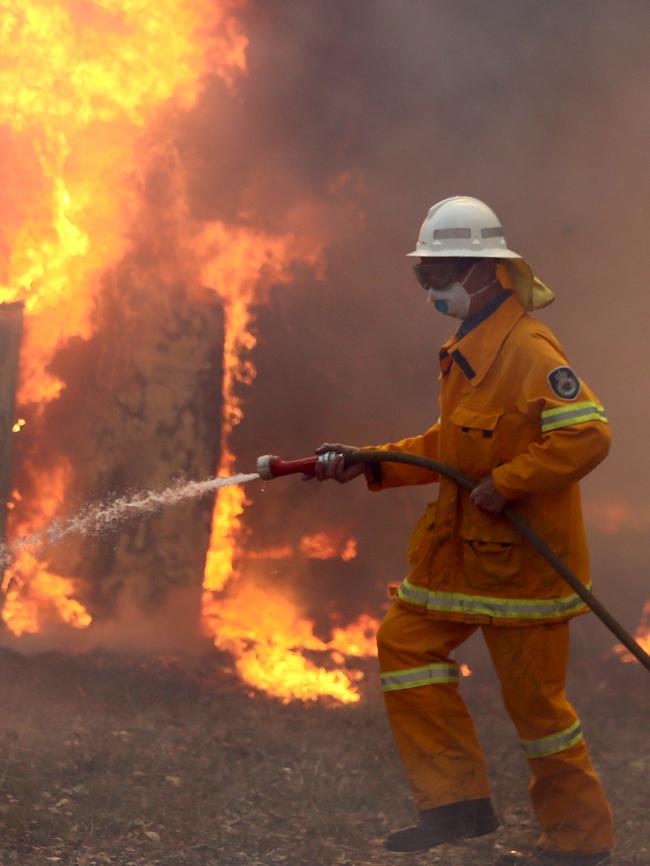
[439,292,526,386]
[456,290,510,338]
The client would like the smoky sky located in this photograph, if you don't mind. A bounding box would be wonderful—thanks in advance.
[180,0,650,659]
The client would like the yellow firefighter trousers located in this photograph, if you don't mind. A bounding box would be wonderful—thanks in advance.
[377,604,614,854]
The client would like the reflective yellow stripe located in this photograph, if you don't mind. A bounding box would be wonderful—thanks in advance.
[520,720,584,758]
[381,663,459,692]
[397,578,590,620]
[397,579,430,607]
[541,402,608,432]
[543,411,608,432]
[542,401,598,419]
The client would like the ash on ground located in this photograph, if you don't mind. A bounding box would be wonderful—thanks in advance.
[0,648,646,866]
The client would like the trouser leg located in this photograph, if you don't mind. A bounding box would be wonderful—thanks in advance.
[377,604,490,810]
[482,622,615,854]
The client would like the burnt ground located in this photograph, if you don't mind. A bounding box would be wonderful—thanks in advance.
[0,647,646,866]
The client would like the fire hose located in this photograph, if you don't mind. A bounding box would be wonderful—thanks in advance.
[257,450,650,674]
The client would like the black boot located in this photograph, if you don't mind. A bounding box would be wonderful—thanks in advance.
[384,797,498,852]
[494,846,612,865]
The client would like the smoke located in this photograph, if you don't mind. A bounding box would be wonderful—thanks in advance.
[178,0,650,656]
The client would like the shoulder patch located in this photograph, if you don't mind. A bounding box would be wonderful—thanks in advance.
[547,366,581,401]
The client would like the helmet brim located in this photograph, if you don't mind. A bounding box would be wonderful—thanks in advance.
[406,248,522,259]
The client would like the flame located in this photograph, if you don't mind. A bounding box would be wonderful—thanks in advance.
[341,538,359,562]
[328,613,378,657]
[246,534,358,563]
[1,461,92,632]
[193,224,380,704]
[2,553,91,637]
[1,1,247,634]
[204,582,378,704]
[614,601,650,664]
[0,0,247,400]
[299,531,359,561]
[195,222,313,593]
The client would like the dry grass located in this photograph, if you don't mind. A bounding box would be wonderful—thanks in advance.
[0,648,646,866]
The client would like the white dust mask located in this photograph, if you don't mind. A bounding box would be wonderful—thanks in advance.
[426,264,495,320]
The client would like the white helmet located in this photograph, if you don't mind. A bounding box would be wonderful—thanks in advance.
[407,195,519,259]
[407,195,555,311]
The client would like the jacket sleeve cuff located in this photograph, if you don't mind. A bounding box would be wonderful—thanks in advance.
[491,466,522,501]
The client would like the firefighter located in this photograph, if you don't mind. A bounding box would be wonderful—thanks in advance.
[314,196,614,865]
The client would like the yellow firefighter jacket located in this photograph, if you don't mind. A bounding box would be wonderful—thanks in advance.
[365,292,610,626]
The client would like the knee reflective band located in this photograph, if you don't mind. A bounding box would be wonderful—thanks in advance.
[520,720,584,759]
[541,402,608,433]
[344,450,650,674]
[381,663,459,692]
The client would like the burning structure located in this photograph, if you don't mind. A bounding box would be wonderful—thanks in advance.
[0,1,377,704]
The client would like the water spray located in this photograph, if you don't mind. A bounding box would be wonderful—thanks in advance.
[0,472,260,581]
[256,449,650,675]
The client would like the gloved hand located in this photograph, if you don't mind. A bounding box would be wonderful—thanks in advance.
[470,475,508,513]
[310,443,365,483]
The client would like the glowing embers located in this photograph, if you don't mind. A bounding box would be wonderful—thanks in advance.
[203,583,379,705]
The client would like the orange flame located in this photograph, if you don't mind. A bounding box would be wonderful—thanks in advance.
[203,582,378,704]
[245,534,359,563]
[1,1,247,634]
[195,222,315,594]
[328,613,378,658]
[2,553,91,637]
[614,601,650,664]
[299,531,359,561]
[1,462,91,633]
[193,225,379,703]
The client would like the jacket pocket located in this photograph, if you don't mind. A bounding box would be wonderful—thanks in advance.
[407,500,437,566]
[459,500,523,590]
[448,406,502,478]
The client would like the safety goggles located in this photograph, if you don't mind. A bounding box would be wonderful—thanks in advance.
[413,261,461,291]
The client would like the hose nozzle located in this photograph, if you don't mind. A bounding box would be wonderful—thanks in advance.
[256,453,338,480]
